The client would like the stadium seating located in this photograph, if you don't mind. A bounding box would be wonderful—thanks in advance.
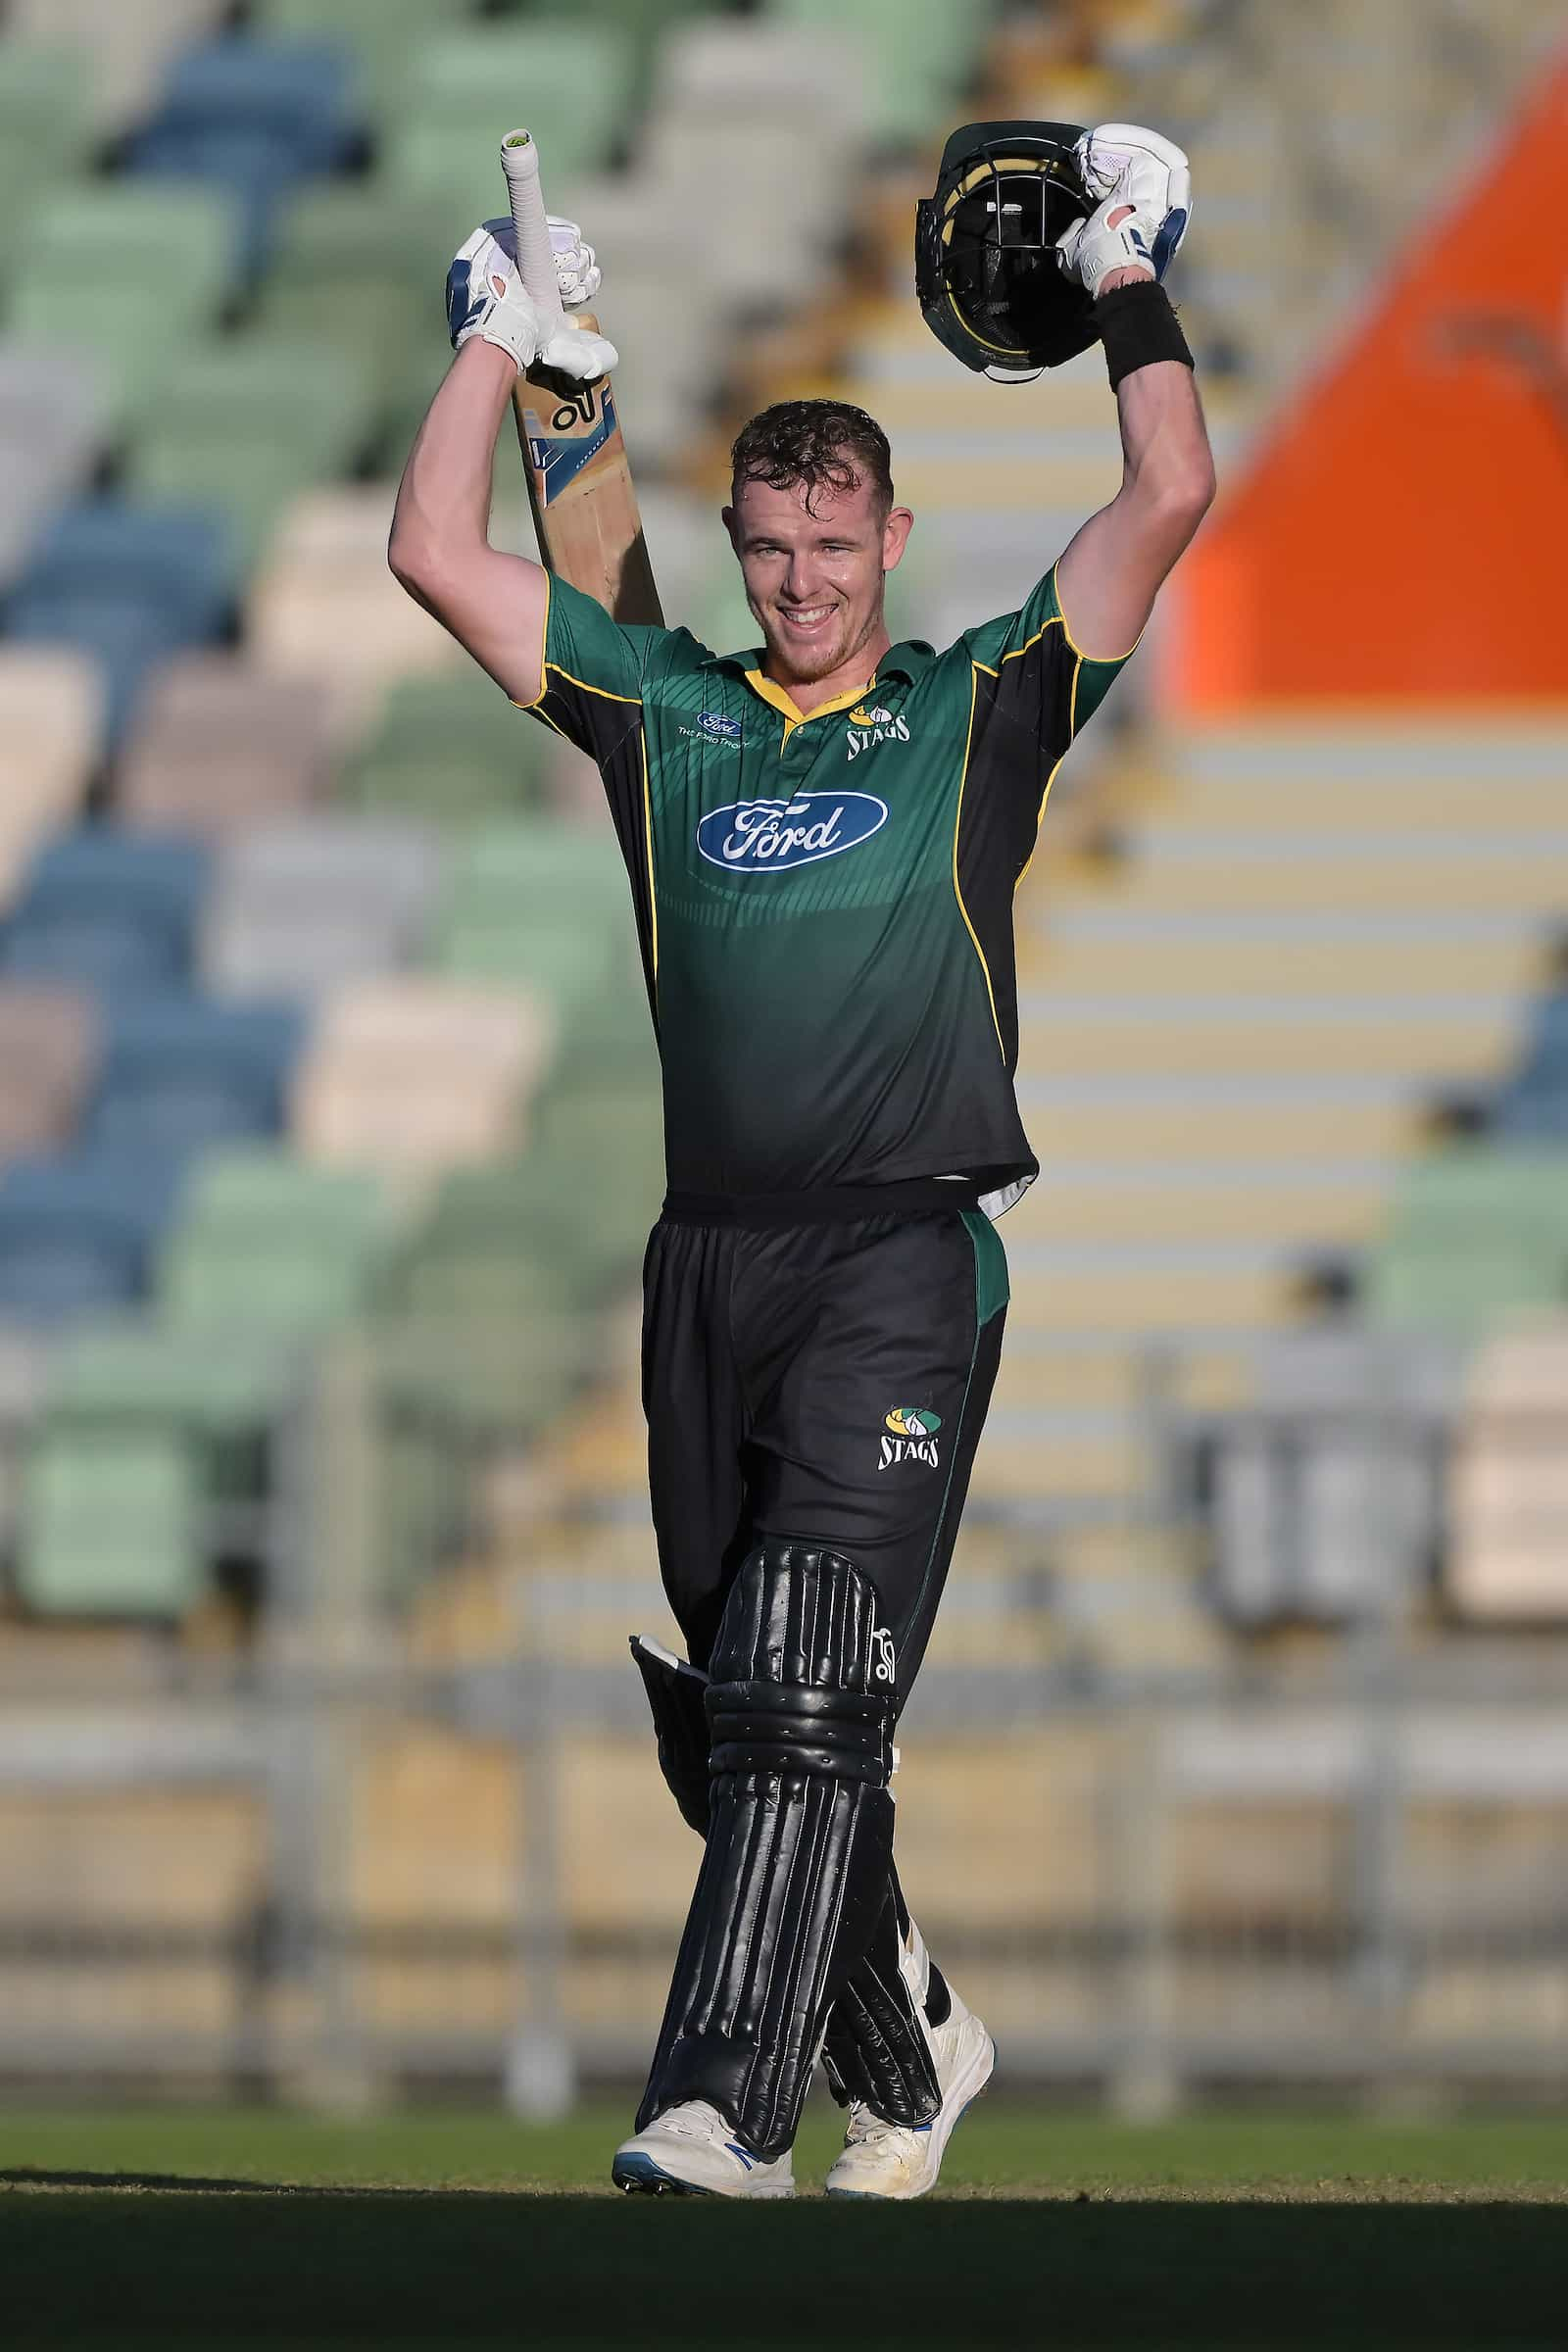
[291,977,554,1175]
[0,1148,183,1322]
[126,40,358,278]
[117,656,334,840]
[0,649,104,906]
[201,817,440,999]
[0,45,96,286]
[0,1326,53,1560]
[7,183,240,425]
[248,487,460,710]
[384,1086,663,1321]
[1,828,209,996]
[42,1317,294,1513]
[1495,995,1568,1141]
[0,985,99,1163]
[7,1,235,134]
[18,1424,202,1615]
[430,820,630,1024]
[643,23,864,306]
[85,996,305,1160]
[5,502,235,751]
[1200,1329,1465,1625]
[769,0,998,143]
[259,184,446,454]
[341,675,554,821]
[385,26,635,216]
[0,343,110,593]
[1365,1148,1568,1329]
[123,335,381,568]
[157,1148,390,1334]
[1447,1321,1568,1620]
[257,0,480,122]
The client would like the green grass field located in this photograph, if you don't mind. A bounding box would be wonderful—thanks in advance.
[7,2103,1567,2349]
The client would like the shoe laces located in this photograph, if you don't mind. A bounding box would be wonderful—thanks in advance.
[658,2101,725,2143]
[844,2101,921,2151]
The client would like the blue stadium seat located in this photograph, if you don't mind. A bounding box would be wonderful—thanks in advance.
[1494,993,1568,1138]
[0,831,210,995]
[86,996,306,1158]
[0,1149,184,1322]
[126,38,359,275]
[4,499,235,746]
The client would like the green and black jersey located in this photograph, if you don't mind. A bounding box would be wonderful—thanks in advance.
[518,565,1134,1215]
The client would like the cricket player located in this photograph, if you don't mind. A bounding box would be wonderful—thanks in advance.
[391,122,1213,2199]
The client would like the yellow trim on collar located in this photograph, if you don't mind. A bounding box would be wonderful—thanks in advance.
[741,667,882,747]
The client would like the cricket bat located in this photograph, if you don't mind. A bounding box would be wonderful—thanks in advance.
[500,128,663,625]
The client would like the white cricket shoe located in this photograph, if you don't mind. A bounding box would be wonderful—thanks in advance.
[824,1986,995,2201]
[612,2100,796,2198]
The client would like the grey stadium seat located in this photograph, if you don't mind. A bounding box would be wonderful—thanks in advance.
[202,816,441,998]
[1203,1328,1469,1626]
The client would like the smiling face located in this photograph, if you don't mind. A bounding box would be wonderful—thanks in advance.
[723,466,913,709]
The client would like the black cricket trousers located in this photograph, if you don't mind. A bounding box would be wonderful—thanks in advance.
[642,1191,1008,1697]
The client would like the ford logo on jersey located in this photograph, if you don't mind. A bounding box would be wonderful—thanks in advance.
[698,710,742,741]
[696,791,889,873]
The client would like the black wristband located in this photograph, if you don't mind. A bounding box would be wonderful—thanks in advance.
[1095,279,1194,390]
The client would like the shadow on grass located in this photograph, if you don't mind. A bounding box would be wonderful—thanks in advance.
[5,2182,1566,2350]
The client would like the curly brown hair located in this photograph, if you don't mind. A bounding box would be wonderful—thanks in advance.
[730,399,894,518]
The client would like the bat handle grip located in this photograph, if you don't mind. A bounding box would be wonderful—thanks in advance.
[500,128,564,332]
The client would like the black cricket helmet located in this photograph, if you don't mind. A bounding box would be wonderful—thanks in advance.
[916,121,1097,380]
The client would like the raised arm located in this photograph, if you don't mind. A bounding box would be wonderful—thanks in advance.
[389,336,550,704]
[388,214,614,704]
[1052,125,1217,660]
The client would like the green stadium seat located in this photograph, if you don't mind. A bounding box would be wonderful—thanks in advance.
[47,1319,291,1428]
[431,818,629,1012]
[256,0,480,122]
[383,26,635,217]
[343,674,554,820]
[19,1426,203,1617]
[1364,1148,1568,1329]
[372,1308,591,1438]
[45,1320,294,1504]
[1365,1240,1562,1331]
[260,183,448,405]
[769,0,994,141]
[496,0,715,77]
[529,1083,664,1236]
[1386,1148,1568,1250]
[9,183,238,424]
[124,336,381,565]
[0,46,95,289]
[159,1148,390,1333]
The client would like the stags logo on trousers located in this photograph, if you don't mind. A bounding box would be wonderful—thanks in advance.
[878,1406,942,1472]
[696,791,888,873]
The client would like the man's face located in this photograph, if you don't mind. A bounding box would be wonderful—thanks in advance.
[724,468,913,689]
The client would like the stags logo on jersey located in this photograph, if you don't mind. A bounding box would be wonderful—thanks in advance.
[878,1406,942,1472]
[846,703,911,761]
[696,791,888,873]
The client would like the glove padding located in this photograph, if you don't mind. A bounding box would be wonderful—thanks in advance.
[446,218,617,379]
[1055,123,1191,302]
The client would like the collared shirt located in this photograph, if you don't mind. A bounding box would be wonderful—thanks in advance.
[517,564,1135,1212]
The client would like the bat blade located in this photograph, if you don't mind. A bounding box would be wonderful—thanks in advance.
[512,317,662,626]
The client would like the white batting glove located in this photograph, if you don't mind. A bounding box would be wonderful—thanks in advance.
[1055,123,1192,300]
[446,219,617,379]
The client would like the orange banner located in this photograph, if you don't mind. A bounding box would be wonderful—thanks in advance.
[1166,57,1568,709]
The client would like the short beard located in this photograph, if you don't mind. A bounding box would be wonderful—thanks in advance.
[763,602,877,687]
